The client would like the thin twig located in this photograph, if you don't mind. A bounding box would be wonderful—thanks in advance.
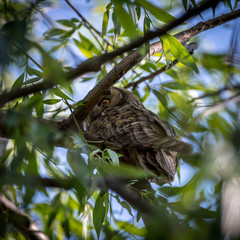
[64,99,82,131]
[199,94,240,119]
[125,59,179,90]
[0,2,238,112]
[192,84,240,100]
[64,0,108,49]
[65,0,101,36]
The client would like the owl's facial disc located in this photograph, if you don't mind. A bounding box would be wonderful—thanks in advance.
[86,88,123,124]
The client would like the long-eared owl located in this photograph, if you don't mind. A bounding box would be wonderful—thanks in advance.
[85,87,191,184]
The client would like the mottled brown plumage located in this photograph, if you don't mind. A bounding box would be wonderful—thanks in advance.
[85,87,192,184]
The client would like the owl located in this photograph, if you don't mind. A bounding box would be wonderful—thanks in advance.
[85,87,192,184]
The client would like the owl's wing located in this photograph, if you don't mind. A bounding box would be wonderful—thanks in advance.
[114,111,192,154]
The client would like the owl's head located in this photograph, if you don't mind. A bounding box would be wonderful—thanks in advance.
[86,87,141,125]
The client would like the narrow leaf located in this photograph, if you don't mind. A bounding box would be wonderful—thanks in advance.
[11,73,24,90]
[43,99,61,105]
[52,87,73,101]
[112,8,121,45]
[135,0,176,23]
[57,19,76,28]
[102,9,109,37]
[113,1,138,39]
[161,34,198,72]
[93,192,106,238]
[106,149,119,165]
[44,28,65,38]
[127,3,138,25]
[33,93,44,118]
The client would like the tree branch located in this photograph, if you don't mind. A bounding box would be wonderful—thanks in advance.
[124,42,198,90]
[0,0,225,108]
[0,169,155,217]
[61,7,240,129]
[0,193,49,240]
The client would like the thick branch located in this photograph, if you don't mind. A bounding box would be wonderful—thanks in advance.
[0,170,155,216]
[0,0,224,108]
[61,7,240,129]
[0,193,49,240]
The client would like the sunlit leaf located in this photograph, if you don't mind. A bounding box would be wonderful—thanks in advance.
[113,1,138,39]
[161,34,198,72]
[127,3,138,25]
[57,19,76,28]
[44,28,65,38]
[104,149,119,165]
[112,6,121,44]
[135,0,176,23]
[102,9,109,37]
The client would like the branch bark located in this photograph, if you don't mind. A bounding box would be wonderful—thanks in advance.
[0,193,49,240]
[0,0,225,109]
[60,8,240,130]
[0,169,155,217]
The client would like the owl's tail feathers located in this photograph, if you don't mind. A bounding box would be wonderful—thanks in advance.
[152,136,193,155]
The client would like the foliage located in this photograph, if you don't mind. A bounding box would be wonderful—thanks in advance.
[0,0,240,239]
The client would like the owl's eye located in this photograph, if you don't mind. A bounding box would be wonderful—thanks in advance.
[99,98,110,106]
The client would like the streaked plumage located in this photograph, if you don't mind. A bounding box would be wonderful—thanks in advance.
[85,87,192,184]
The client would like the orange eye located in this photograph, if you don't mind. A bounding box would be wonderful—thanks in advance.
[100,98,110,106]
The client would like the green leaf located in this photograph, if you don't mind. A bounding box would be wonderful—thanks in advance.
[74,33,101,58]
[98,162,150,179]
[153,89,168,106]
[115,221,147,236]
[27,67,43,78]
[11,73,25,90]
[143,16,150,53]
[182,0,188,11]
[43,99,61,105]
[161,34,198,72]
[113,1,138,39]
[102,9,109,37]
[93,192,107,238]
[44,28,65,38]
[33,93,44,118]
[114,195,133,217]
[127,3,138,25]
[57,19,76,28]
[105,149,119,165]
[67,149,90,179]
[144,16,150,33]
[135,0,176,23]
[112,8,121,45]
[162,81,188,90]
[161,35,172,66]
[42,54,67,86]
[24,77,41,85]
[52,87,73,101]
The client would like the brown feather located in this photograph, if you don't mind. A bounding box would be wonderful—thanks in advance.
[85,87,191,184]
